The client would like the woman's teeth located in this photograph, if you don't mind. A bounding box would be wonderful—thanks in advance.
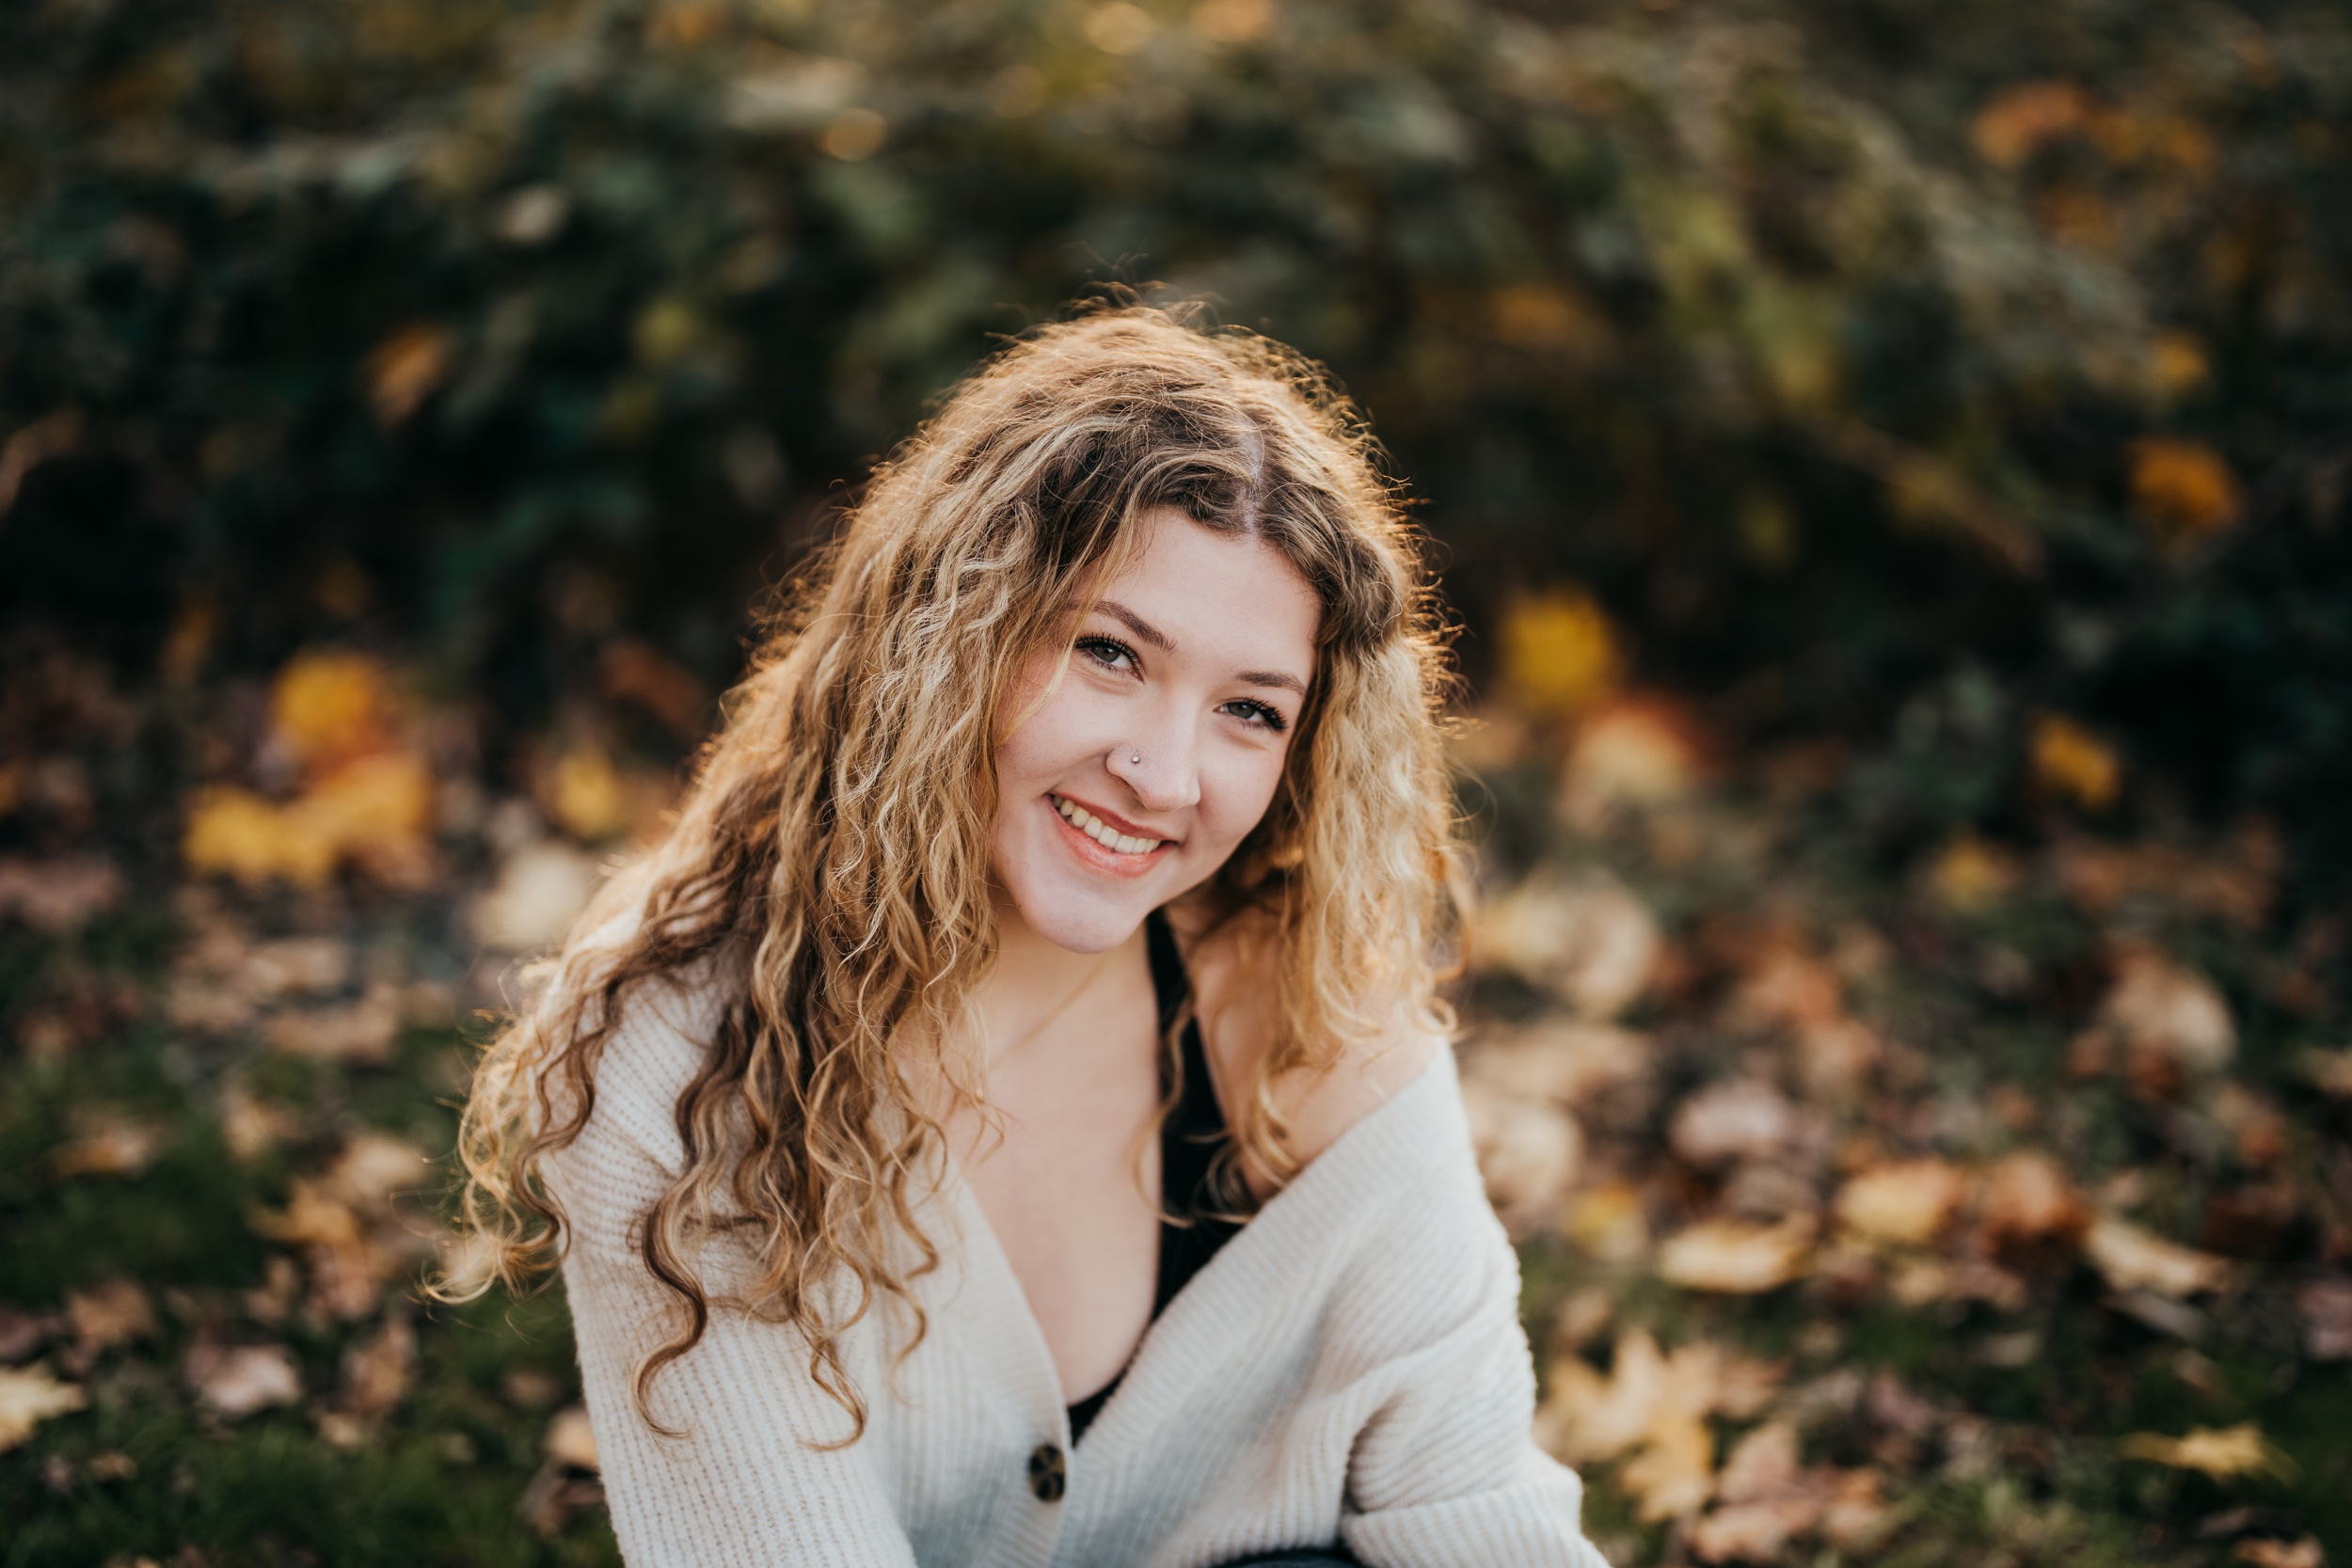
[1053,796,1162,857]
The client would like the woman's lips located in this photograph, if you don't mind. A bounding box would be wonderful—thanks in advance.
[1045,794,1169,878]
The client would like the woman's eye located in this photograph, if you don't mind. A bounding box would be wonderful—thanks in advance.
[1076,636,1138,673]
[1219,699,1288,733]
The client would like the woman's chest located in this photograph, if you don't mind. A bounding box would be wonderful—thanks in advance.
[953,985,1166,1399]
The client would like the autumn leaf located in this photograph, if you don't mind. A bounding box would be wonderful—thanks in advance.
[2120,1422,2296,1481]
[185,1342,303,1419]
[2131,438,2240,544]
[470,840,603,953]
[1561,697,1706,824]
[1658,1215,1815,1293]
[1500,589,1619,718]
[65,1279,154,1358]
[0,1363,86,1451]
[1463,1081,1582,1241]
[548,746,627,841]
[1979,1150,2090,1248]
[271,650,395,773]
[1971,80,2091,167]
[2031,715,2121,812]
[366,324,453,426]
[1836,1158,1967,1248]
[545,1404,599,1470]
[1473,875,1661,1018]
[2085,1214,2237,1298]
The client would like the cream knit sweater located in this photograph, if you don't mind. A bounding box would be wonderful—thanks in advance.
[545,974,1610,1568]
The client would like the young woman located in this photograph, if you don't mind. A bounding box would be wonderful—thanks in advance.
[453,309,1608,1567]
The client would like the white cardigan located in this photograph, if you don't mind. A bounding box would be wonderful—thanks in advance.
[545,974,1609,1568]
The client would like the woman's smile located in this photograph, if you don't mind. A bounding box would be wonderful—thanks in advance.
[1051,792,1172,854]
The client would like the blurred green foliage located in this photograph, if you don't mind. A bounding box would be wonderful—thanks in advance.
[2,0,2347,888]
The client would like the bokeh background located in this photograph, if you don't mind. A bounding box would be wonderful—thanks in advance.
[3,0,2350,1562]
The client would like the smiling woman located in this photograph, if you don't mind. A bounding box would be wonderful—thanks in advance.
[447,308,1610,1568]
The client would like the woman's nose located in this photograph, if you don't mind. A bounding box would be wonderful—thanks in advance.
[1107,707,1200,815]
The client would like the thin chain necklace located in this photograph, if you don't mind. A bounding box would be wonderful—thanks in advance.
[986,946,1117,1067]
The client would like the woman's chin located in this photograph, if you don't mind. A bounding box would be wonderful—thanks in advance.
[996,860,1163,955]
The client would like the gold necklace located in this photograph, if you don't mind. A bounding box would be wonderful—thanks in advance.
[988,947,1116,1066]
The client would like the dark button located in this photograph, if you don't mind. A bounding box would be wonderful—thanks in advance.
[1026,1441,1066,1502]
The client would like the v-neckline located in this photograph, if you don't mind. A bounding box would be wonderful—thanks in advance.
[938,1044,1455,1449]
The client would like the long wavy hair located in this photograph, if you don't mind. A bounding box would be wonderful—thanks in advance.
[448,306,1465,1439]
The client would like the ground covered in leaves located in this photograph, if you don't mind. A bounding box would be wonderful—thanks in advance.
[4,642,2349,1567]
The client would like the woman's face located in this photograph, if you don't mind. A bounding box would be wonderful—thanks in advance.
[992,508,1322,954]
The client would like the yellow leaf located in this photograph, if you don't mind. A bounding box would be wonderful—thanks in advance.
[549,747,627,841]
[1835,1158,1967,1247]
[1926,833,2020,912]
[2085,1214,2236,1298]
[1658,1216,1814,1293]
[1971,81,2091,168]
[1191,0,1272,44]
[184,787,294,885]
[2150,332,2211,400]
[366,324,452,426]
[546,1405,600,1470]
[1620,1410,1715,1522]
[1562,1181,1651,1263]
[2131,438,2240,544]
[1501,590,1619,717]
[0,1363,87,1451]
[2030,714,2121,812]
[271,650,391,770]
[2120,1422,2296,1481]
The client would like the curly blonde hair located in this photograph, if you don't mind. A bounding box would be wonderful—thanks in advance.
[448,306,1465,1440]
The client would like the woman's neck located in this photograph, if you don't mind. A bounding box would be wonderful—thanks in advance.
[971,896,1145,1068]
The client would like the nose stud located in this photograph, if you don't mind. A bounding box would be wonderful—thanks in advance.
[1130,751,1142,765]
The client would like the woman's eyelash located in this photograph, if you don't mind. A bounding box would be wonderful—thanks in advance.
[1222,699,1288,733]
[1078,635,1286,731]
[1075,634,1139,673]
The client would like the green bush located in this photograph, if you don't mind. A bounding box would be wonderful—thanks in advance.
[2,0,2345,891]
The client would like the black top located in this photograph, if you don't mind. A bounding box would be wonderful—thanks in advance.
[1063,909,1244,1444]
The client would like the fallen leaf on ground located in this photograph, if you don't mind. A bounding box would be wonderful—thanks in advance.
[51,1112,167,1177]
[1463,1085,1582,1240]
[271,650,396,770]
[1461,1022,1650,1109]
[65,1280,154,1357]
[0,855,122,932]
[2085,1214,2236,1298]
[545,1404,599,1469]
[2306,1049,2352,1100]
[2295,1278,2352,1360]
[1980,1150,2089,1247]
[325,1132,432,1215]
[2119,1422,2295,1481]
[341,1312,414,1418]
[1560,697,1707,825]
[1563,1182,1650,1262]
[2097,945,2235,1077]
[0,1363,86,1450]
[1618,1409,1714,1522]
[2235,1538,2325,1568]
[186,1342,303,1419]
[264,991,399,1064]
[1474,876,1660,1019]
[1671,1079,1807,1168]
[1836,1158,1966,1246]
[471,840,602,953]
[1658,1216,1815,1293]
[242,936,352,997]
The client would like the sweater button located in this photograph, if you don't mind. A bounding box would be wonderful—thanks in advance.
[1026,1441,1066,1502]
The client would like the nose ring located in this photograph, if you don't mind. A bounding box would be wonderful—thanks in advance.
[1129,751,1142,765]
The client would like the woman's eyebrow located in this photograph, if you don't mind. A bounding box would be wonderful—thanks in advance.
[1096,599,1176,652]
[1237,669,1308,696]
[1093,599,1307,695]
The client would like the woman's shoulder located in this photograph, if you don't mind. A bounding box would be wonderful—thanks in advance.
[1179,903,1452,1191]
